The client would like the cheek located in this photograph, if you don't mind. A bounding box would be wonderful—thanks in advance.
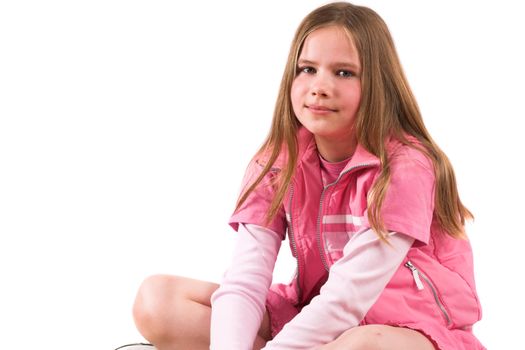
[290,79,303,111]
[344,84,362,110]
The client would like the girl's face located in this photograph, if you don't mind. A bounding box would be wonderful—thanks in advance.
[291,25,362,161]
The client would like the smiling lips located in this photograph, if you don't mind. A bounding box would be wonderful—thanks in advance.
[307,104,337,114]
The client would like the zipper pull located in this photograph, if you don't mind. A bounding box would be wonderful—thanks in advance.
[405,261,424,291]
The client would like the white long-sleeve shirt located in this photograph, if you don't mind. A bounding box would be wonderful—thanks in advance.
[210,224,281,350]
[210,223,414,349]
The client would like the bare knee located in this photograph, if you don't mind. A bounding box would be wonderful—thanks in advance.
[335,325,390,350]
[332,325,434,350]
[132,274,185,342]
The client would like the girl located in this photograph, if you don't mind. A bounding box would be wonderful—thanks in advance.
[132,2,484,349]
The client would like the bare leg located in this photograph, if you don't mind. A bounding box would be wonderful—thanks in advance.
[318,324,435,350]
[132,275,271,350]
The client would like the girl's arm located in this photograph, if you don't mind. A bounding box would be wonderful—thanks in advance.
[263,229,414,349]
[210,223,281,350]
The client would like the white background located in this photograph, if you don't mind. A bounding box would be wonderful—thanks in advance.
[1,1,523,349]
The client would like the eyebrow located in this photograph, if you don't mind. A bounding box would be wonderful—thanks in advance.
[297,59,360,71]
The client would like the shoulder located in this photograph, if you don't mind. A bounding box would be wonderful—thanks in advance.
[253,126,317,171]
[387,136,434,179]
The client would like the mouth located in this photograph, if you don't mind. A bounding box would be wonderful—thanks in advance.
[306,104,337,113]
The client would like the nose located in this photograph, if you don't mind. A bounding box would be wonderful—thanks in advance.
[310,72,332,97]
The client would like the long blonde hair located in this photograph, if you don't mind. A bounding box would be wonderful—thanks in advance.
[236,2,472,239]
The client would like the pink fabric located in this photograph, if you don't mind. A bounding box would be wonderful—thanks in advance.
[264,288,299,338]
[227,127,484,349]
[378,144,435,244]
[264,230,414,349]
[318,153,350,185]
[229,159,287,236]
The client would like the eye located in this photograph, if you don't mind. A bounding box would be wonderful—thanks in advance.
[298,66,316,74]
[336,69,354,78]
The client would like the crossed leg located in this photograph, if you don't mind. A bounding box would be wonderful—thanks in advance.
[132,275,271,350]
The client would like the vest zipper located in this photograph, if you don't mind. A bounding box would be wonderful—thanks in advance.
[405,260,452,326]
[316,163,375,271]
[287,184,302,301]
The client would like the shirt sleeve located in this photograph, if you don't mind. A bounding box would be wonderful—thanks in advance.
[210,223,281,350]
[229,159,287,236]
[262,229,414,349]
[379,148,436,244]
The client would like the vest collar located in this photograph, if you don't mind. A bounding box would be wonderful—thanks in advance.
[296,127,381,172]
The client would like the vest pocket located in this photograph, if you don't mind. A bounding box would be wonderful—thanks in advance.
[404,254,481,329]
[405,260,452,326]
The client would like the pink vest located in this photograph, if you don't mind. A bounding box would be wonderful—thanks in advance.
[230,127,483,347]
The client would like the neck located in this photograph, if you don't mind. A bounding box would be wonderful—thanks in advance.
[315,135,357,162]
